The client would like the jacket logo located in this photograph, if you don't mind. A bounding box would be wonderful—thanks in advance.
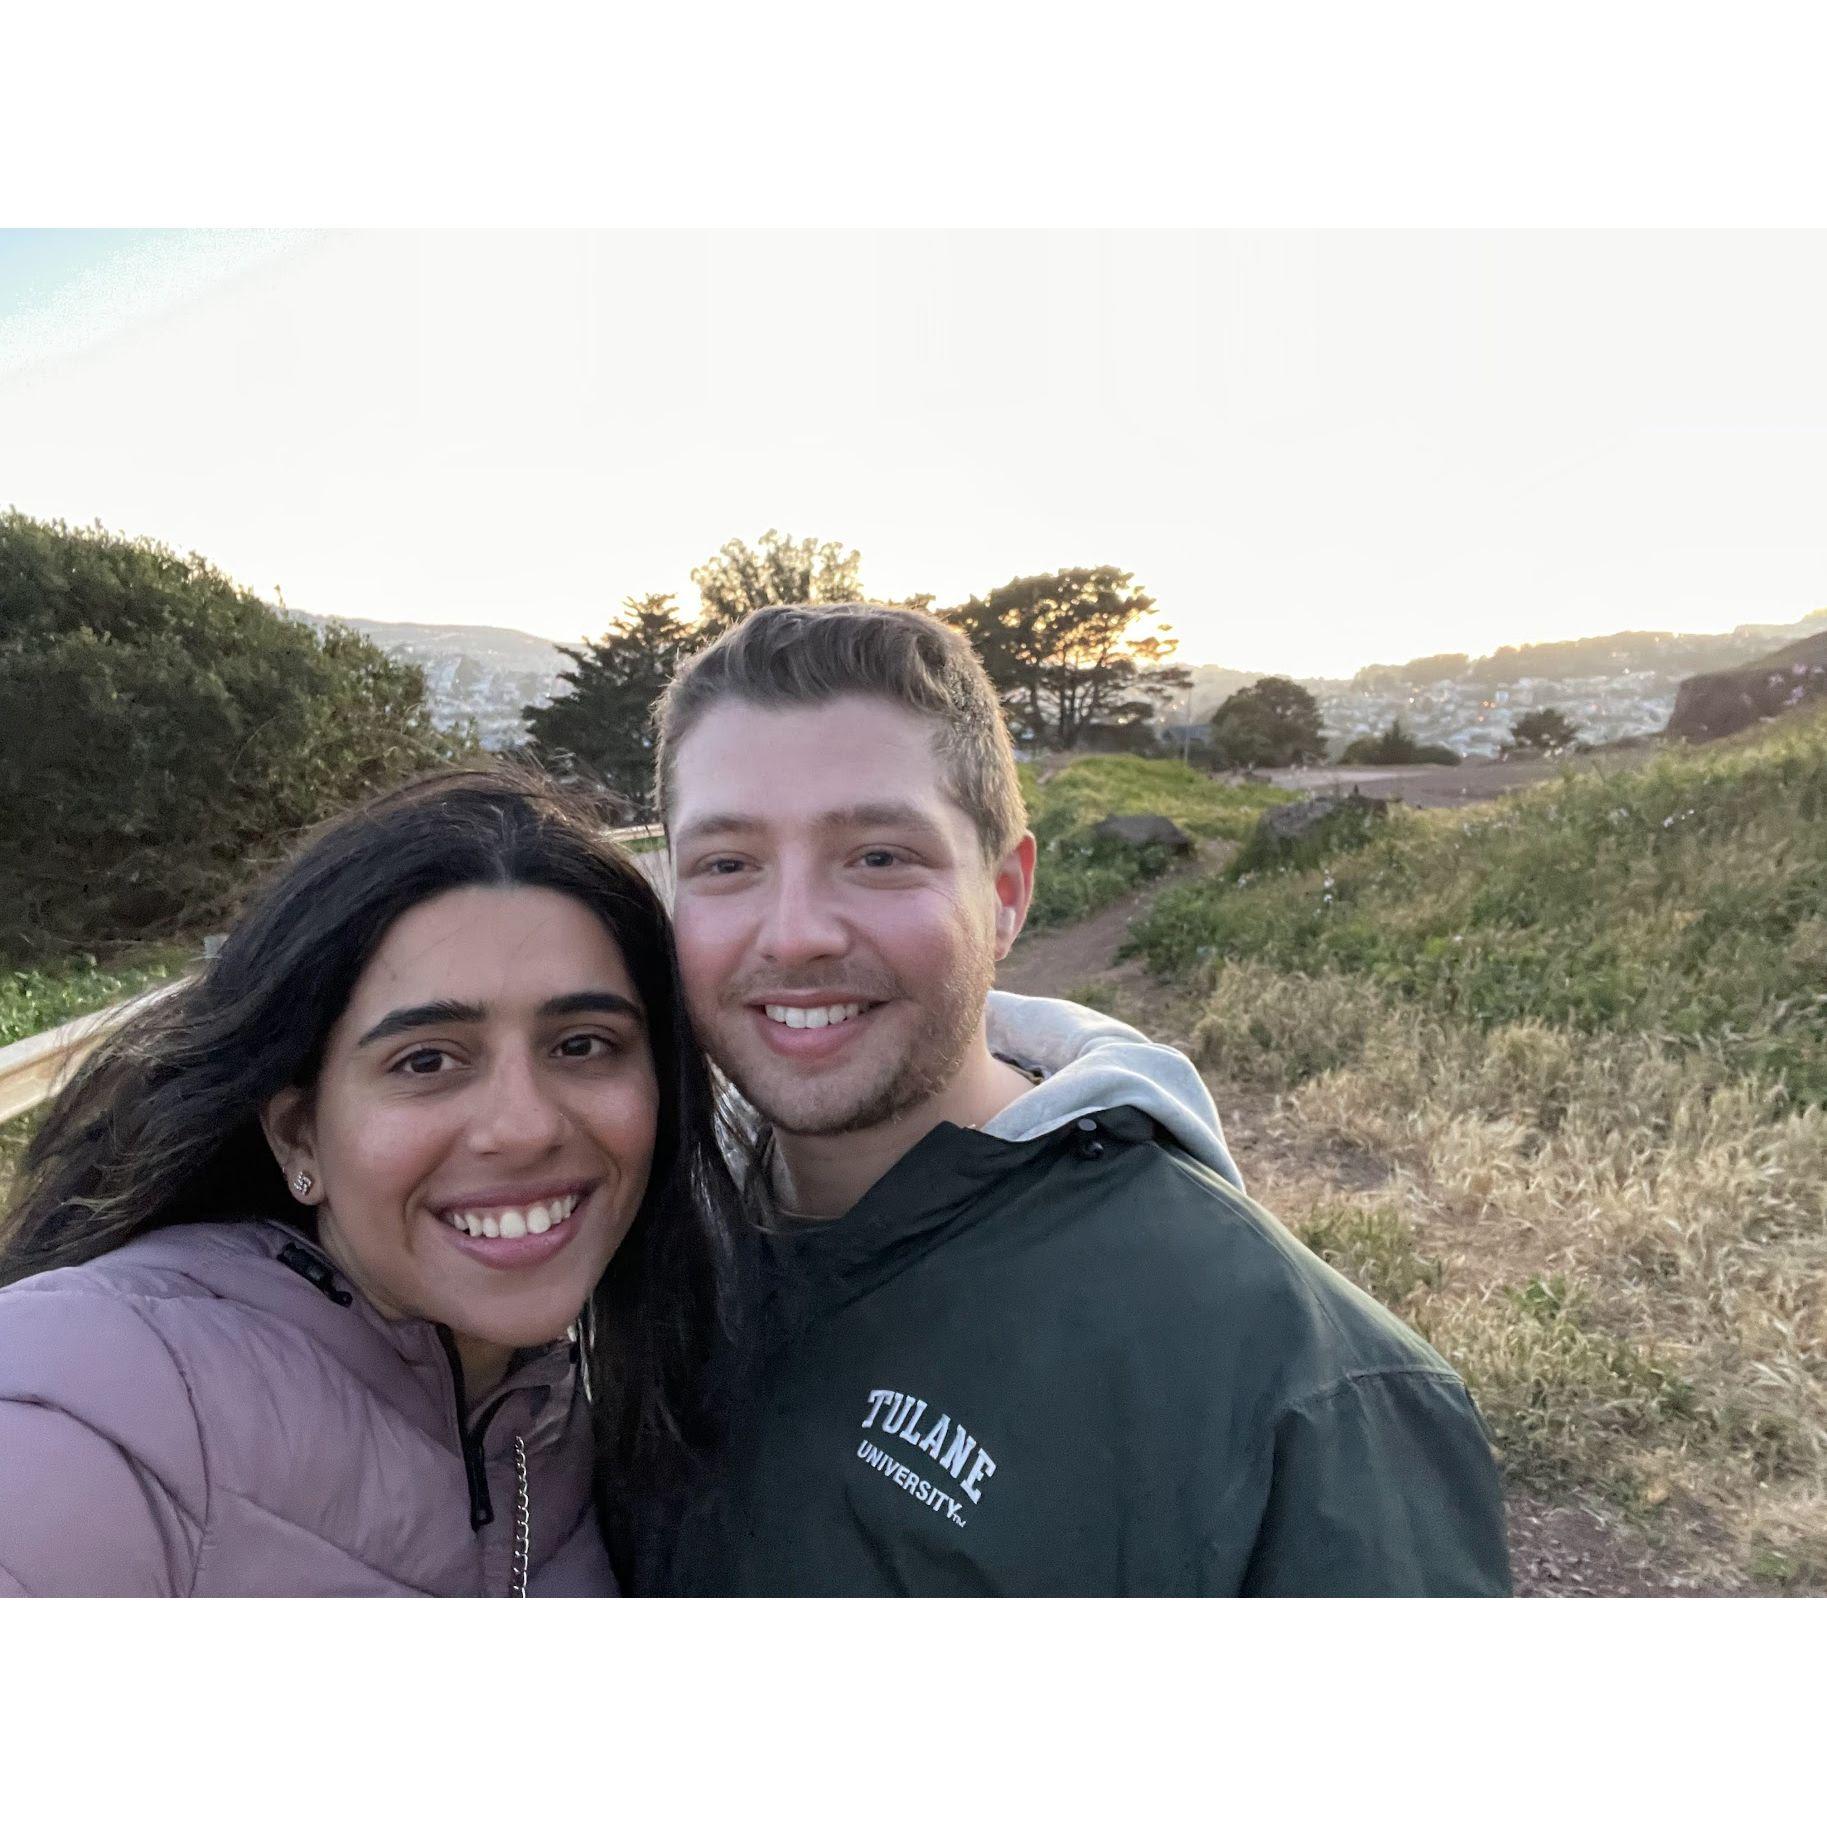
[856,1388,997,1529]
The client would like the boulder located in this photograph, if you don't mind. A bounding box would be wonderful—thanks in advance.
[1665,630,1827,743]
[1256,791,1387,845]
[1090,812,1195,853]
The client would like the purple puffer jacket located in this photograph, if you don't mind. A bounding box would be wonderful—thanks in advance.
[0,1220,616,1596]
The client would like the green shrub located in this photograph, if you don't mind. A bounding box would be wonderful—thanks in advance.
[0,946,193,1048]
[0,512,469,963]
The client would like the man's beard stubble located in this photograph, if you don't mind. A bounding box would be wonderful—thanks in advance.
[708,931,998,1142]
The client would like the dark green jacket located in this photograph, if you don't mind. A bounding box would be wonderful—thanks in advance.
[661,1104,1512,1596]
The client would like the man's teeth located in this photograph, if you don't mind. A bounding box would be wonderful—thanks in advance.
[762,1002,866,1030]
[445,1192,582,1239]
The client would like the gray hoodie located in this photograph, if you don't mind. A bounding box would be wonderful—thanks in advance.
[983,990,1243,1190]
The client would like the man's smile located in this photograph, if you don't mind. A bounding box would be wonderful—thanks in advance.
[759,999,875,1030]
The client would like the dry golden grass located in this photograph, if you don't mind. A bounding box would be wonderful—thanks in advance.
[1190,961,1827,1588]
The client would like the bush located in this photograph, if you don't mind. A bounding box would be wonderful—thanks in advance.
[1337,718,1462,766]
[0,946,194,1048]
[1207,677,1326,768]
[0,513,468,961]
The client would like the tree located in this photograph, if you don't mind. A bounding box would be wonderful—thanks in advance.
[943,567,1189,751]
[0,511,464,962]
[691,529,864,635]
[1338,717,1461,766]
[522,593,700,814]
[1208,676,1327,768]
[1508,706,1580,752]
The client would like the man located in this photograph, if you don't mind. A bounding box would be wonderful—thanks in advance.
[652,603,1511,1595]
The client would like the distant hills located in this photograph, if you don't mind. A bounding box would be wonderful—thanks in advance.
[294,605,1827,760]
[291,612,569,749]
[1346,611,1827,691]
[1187,610,1827,757]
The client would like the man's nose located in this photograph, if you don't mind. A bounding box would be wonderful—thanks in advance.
[470,1051,566,1156]
[756,859,849,970]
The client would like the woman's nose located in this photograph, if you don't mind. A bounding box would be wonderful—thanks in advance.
[470,1054,566,1156]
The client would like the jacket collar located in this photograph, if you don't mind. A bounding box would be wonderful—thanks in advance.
[264,1219,576,1429]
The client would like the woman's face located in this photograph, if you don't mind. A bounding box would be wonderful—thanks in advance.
[266,884,660,1380]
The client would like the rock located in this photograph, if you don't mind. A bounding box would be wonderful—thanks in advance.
[1089,813,1195,853]
[1257,791,1387,845]
[1665,629,1827,743]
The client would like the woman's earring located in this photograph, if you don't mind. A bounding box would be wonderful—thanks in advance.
[292,1171,314,1198]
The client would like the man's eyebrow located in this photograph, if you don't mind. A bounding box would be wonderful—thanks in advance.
[816,801,950,841]
[355,991,643,1049]
[673,802,955,849]
[672,812,762,847]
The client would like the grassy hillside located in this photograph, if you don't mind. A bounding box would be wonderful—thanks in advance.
[1134,711,1827,1100]
[1018,755,1290,931]
[1127,707,1827,1588]
[1,945,195,1050]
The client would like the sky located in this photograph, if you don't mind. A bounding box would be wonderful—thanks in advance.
[4,226,1827,674]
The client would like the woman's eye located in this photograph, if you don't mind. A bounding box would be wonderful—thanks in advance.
[701,857,747,877]
[555,1033,616,1060]
[394,1047,451,1076]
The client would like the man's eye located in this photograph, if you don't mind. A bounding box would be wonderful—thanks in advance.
[394,1047,451,1077]
[699,857,748,877]
[858,849,904,868]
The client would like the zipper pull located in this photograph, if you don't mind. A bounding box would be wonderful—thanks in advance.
[277,1242,354,1306]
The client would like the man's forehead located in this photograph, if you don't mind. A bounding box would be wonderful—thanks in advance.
[670,695,948,815]
[679,690,950,792]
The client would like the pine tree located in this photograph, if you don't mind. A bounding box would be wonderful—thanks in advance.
[944,567,1188,751]
[522,594,700,814]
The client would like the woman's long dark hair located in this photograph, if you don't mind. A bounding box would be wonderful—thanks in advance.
[0,764,752,1560]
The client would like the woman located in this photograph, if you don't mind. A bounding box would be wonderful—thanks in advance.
[0,767,745,1596]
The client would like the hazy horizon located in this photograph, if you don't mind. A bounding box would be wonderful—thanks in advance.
[290,598,1825,686]
[5,227,1827,674]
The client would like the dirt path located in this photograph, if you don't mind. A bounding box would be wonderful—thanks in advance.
[1266,753,1615,809]
[995,862,1204,999]
[1001,852,1734,1596]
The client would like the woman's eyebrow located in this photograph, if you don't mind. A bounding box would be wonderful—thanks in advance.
[355,991,642,1050]
[356,999,485,1048]
[540,991,645,1025]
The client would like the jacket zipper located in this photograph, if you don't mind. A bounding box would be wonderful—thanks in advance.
[275,1232,531,1583]
[435,1327,495,1532]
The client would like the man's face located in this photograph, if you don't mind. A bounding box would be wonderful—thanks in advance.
[668,694,1032,1137]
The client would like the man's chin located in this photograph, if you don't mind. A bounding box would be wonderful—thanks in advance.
[750,1088,904,1139]
[731,1059,914,1140]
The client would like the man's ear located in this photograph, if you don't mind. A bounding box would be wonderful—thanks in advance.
[260,1087,322,1206]
[990,831,1038,961]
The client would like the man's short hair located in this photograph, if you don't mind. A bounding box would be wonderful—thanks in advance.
[656,603,1027,861]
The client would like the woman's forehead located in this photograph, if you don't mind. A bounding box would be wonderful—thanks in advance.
[351,885,635,1009]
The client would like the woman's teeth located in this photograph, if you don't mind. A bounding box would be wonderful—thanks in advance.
[445,1192,581,1239]
[763,1001,866,1030]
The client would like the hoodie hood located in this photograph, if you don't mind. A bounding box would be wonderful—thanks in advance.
[981,989,1243,1191]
